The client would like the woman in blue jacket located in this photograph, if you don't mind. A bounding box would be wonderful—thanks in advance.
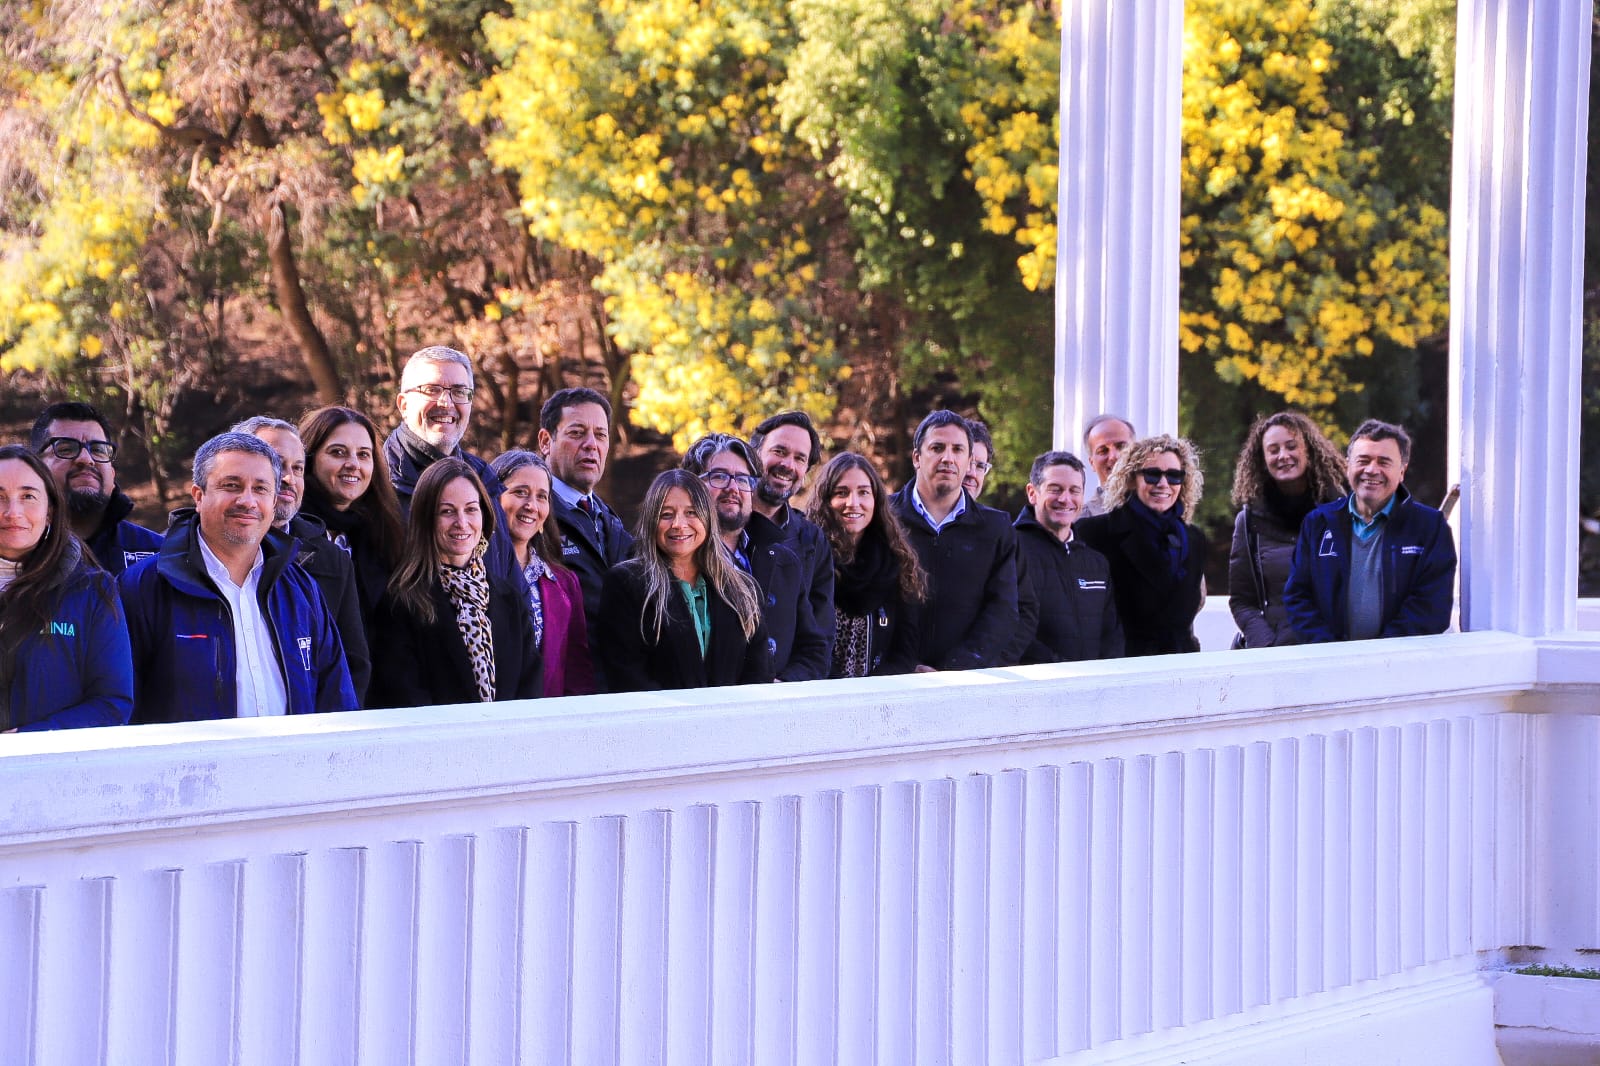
[0,445,133,731]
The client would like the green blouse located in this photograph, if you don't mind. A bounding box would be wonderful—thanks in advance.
[676,575,710,658]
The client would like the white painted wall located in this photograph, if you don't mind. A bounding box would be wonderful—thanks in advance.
[4,631,1596,1065]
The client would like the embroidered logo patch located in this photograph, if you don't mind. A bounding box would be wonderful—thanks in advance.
[1077,579,1107,591]
[561,537,580,557]
[43,621,76,637]
[1319,530,1338,558]
[297,636,313,672]
[1400,545,1424,555]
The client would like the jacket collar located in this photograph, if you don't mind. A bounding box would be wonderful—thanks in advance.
[157,509,294,599]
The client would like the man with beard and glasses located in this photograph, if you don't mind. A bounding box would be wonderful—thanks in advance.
[119,433,356,723]
[889,409,1020,671]
[747,411,835,668]
[30,401,163,574]
[237,416,371,703]
[681,434,828,682]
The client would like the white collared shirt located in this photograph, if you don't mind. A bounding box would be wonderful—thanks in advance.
[198,535,289,718]
[910,482,967,533]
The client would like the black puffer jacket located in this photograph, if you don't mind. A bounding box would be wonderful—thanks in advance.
[1010,510,1124,663]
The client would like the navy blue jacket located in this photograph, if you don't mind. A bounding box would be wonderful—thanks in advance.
[1283,486,1457,642]
[738,533,829,682]
[4,547,133,731]
[119,512,358,723]
[888,486,1020,671]
[746,507,836,672]
[284,513,371,702]
[550,487,635,688]
[1010,510,1125,663]
[84,489,163,575]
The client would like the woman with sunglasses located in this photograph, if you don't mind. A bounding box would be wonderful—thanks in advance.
[1226,412,1349,648]
[298,406,406,623]
[0,445,133,731]
[1075,434,1210,656]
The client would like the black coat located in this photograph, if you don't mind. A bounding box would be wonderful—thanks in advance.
[741,534,829,682]
[1075,506,1209,656]
[281,513,372,702]
[595,561,774,692]
[888,486,1019,670]
[746,508,836,671]
[368,575,543,709]
[549,487,635,689]
[1228,499,1306,648]
[1010,510,1125,663]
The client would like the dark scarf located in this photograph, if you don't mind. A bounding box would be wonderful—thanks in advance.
[832,532,901,615]
[392,422,452,473]
[1127,496,1190,581]
[1259,479,1316,528]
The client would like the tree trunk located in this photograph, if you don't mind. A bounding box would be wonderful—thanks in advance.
[265,199,343,404]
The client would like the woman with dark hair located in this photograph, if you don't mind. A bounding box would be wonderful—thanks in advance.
[596,470,773,691]
[805,452,926,677]
[1075,434,1210,656]
[489,450,594,697]
[1227,411,1349,648]
[0,445,133,731]
[297,405,405,620]
[367,459,541,708]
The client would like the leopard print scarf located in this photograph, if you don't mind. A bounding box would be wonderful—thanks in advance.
[438,542,496,702]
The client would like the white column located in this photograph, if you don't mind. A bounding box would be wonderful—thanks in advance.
[1449,0,1592,635]
[1055,0,1183,449]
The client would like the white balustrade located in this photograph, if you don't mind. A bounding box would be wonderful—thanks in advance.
[4,631,1597,1065]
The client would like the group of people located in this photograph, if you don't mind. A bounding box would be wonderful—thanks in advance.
[0,345,1458,732]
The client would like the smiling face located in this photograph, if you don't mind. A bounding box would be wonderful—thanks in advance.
[433,476,484,567]
[913,424,970,503]
[191,450,277,552]
[1027,462,1085,542]
[655,485,707,576]
[704,450,755,538]
[498,463,551,553]
[1134,449,1184,514]
[40,417,114,514]
[312,422,376,510]
[252,427,305,528]
[1262,424,1308,490]
[539,402,610,494]
[0,458,52,562]
[964,442,991,499]
[396,358,473,453]
[828,465,875,543]
[1086,419,1135,486]
[754,425,813,507]
[1347,435,1406,519]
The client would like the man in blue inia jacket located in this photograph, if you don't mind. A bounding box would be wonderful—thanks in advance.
[1283,419,1457,643]
[120,433,356,723]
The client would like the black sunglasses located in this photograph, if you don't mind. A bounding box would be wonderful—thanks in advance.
[1138,467,1185,486]
[40,437,117,463]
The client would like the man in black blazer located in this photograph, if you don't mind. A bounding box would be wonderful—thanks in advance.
[539,387,634,686]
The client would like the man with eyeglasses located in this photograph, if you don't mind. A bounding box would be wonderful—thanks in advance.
[681,434,828,682]
[963,419,995,499]
[30,401,164,574]
[747,411,836,671]
[1007,450,1123,663]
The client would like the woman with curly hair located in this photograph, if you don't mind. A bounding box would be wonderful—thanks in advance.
[1075,434,1210,656]
[596,470,773,691]
[298,406,405,623]
[806,452,927,677]
[1226,411,1348,648]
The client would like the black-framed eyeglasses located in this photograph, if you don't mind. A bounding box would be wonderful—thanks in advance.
[39,437,117,463]
[1138,467,1185,486]
[699,470,758,491]
[404,384,475,404]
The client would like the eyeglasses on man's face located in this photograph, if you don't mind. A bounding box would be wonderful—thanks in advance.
[404,384,475,404]
[39,437,117,463]
[1138,467,1185,486]
[699,470,758,491]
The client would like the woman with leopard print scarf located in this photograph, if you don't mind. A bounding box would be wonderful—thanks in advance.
[367,459,543,709]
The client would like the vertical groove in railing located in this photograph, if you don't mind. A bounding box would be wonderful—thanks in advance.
[877,782,918,1066]
[467,827,526,1066]
[1210,746,1243,1020]
[1294,735,1325,997]
[1374,727,1402,976]
[666,805,714,1066]
[355,842,418,1065]
[1239,742,1270,1009]
[571,816,623,1066]
[416,836,473,1065]
[838,786,882,1065]
[1267,737,1298,1003]
[914,778,954,1066]
[1088,757,1122,1045]
[1021,767,1059,1062]
[1423,720,1454,962]
[176,861,244,1064]
[1179,748,1215,1027]
[1535,711,1600,954]
[105,868,176,1064]
[988,769,1026,1066]
[35,876,110,1066]
[1471,714,1501,949]
[1497,714,1534,946]
[753,796,800,1066]
[523,822,576,1065]
[1322,731,1353,992]
[1350,728,1379,982]
[797,791,841,1066]
[619,811,669,1066]
[1057,762,1093,1054]
[1149,752,1182,1032]
[300,848,364,1066]
[0,886,41,1066]
[711,802,758,1066]
[1398,722,1428,969]
[1448,720,1475,958]
[238,854,304,1066]
[950,774,991,1062]
[1118,754,1154,1038]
